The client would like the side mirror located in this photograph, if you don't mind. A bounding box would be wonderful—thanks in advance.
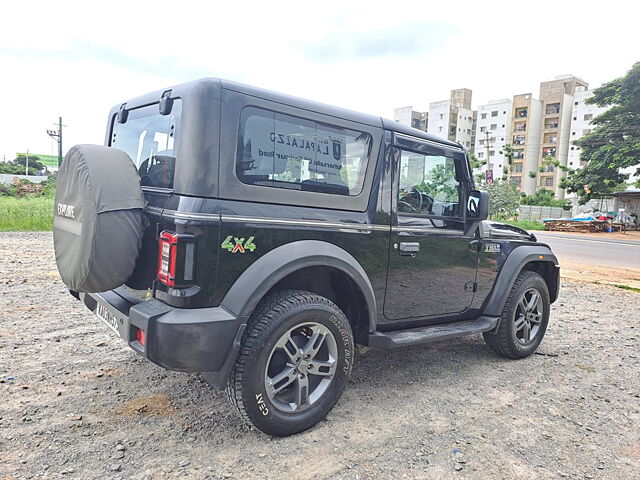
[466,190,489,222]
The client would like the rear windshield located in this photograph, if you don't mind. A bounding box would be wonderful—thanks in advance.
[110,100,181,189]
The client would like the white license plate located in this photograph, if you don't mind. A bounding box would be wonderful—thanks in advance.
[96,303,120,335]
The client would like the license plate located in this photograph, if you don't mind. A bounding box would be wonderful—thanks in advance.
[96,303,120,335]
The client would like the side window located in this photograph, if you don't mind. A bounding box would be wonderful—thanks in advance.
[398,149,461,217]
[236,107,372,196]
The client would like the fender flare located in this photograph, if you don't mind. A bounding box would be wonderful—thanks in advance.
[482,245,559,317]
[220,240,378,332]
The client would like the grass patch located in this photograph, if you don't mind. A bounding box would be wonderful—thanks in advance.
[503,219,545,231]
[611,284,640,293]
[0,195,54,231]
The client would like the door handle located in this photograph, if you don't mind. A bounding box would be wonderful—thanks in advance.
[399,242,420,254]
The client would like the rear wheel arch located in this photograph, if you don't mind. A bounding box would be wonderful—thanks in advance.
[220,240,377,340]
[264,265,370,344]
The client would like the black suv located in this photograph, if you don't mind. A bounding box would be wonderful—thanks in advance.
[53,79,559,436]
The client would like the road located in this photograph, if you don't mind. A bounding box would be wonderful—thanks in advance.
[535,231,640,270]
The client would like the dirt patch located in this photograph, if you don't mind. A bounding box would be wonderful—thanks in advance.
[114,394,175,416]
[1,232,639,479]
[561,261,640,290]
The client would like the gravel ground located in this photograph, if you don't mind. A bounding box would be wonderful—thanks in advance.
[1,232,639,480]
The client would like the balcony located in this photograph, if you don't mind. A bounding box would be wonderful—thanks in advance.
[544,134,558,144]
[543,147,557,158]
[513,135,526,146]
[515,107,528,118]
[546,103,560,115]
[514,122,527,132]
[513,150,524,159]
[544,121,559,130]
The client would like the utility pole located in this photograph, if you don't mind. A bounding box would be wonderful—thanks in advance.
[46,117,65,168]
[485,130,492,183]
[25,149,29,175]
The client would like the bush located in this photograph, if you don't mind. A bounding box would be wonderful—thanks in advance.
[520,189,571,209]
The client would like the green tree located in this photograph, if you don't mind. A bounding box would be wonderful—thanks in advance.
[481,180,520,220]
[468,152,486,170]
[14,155,46,172]
[0,162,38,175]
[500,144,514,166]
[561,62,640,203]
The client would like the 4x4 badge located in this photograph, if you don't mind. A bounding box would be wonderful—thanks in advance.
[221,236,256,254]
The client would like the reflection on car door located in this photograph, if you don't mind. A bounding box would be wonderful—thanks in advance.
[383,139,479,321]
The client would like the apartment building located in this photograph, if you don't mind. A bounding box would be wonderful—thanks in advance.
[473,99,512,181]
[507,94,544,194]
[393,106,428,132]
[427,88,476,152]
[537,75,589,198]
[567,87,607,169]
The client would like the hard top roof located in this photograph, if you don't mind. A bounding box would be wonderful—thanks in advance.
[220,79,462,149]
[116,77,463,150]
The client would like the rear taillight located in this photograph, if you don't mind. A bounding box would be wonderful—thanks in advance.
[157,231,197,288]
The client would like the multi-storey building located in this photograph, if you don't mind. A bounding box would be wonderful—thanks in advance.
[473,99,512,181]
[427,88,476,152]
[508,93,543,194]
[537,75,589,198]
[567,86,607,170]
[393,106,428,132]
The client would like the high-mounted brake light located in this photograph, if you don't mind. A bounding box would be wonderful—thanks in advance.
[156,231,197,288]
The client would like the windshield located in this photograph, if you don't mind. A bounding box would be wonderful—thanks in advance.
[110,100,181,189]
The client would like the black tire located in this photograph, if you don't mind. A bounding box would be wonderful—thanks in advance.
[483,270,550,359]
[226,290,354,436]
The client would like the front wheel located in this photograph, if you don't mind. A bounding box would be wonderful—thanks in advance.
[226,290,354,436]
[483,270,550,359]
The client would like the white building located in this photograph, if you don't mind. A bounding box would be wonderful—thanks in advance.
[393,106,428,131]
[473,99,512,178]
[426,88,476,152]
[567,87,608,170]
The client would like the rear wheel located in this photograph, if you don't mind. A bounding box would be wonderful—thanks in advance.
[483,270,550,359]
[226,290,354,436]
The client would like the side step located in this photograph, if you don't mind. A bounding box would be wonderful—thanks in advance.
[368,316,499,349]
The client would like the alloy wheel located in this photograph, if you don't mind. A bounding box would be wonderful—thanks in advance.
[513,288,544,345]
[264,322,338,413]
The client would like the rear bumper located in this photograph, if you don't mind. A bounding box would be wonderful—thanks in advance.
[76,288,246,385]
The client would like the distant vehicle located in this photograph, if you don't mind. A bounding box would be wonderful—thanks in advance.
[53,79,560,436]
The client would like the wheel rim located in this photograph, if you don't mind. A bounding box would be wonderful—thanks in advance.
[513,288,544,345]
[264,322,338,413]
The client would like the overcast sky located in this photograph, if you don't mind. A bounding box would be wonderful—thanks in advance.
[0,0,637,161]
